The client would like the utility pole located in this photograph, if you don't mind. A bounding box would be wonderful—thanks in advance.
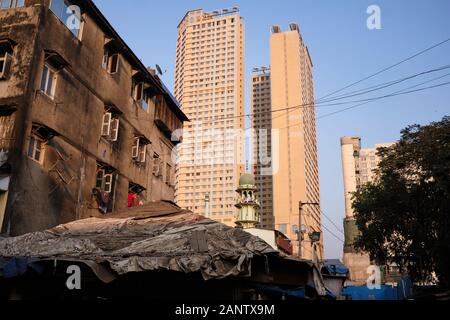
[298,201,320,258]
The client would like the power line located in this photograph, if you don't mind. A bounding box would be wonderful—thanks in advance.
[302,210,345,243]
[322,222,345,243]
[200,64,450,125]
[316,37,450,102]
[321,210,344,236]
[317,71,450,120]
[313,80,450,107]
[317,65,450,104]
[281,74,450,128]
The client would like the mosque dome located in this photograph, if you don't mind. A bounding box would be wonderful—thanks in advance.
[239,173,256,187]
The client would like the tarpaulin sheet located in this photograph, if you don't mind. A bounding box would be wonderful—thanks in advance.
[0,202,277,281]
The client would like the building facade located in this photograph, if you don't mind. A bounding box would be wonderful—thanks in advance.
[0,0,188,236]
[250,68,274,230]
[270,24,322,259]
[340,136,394,284]
[174,8,245,226]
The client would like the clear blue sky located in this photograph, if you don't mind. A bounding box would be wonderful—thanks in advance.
[94,0,450,259]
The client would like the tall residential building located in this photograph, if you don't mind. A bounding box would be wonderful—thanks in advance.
[174,8,245,226]
[341,136,394,284]
[250,68,274,230]
[0,0,188,236]
[270,24,322,259]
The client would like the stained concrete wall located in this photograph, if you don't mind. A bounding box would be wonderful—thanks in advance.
[0,0,185,235]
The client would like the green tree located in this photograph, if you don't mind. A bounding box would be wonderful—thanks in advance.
[352,116,450,288]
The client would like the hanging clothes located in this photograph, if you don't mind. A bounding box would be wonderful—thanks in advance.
[128,192,141,208]
[93,189,110,214]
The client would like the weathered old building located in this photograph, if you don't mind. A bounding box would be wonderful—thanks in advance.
[0,0,188,236]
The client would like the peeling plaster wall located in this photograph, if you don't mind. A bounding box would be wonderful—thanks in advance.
[0,0,182,235]
[0,2,43,235]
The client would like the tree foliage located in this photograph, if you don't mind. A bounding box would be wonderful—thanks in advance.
[353,116,450,288]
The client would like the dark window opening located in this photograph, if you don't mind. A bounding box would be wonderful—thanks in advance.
[101,109,120,142]
[128,182,146,208]
[39,64,57,98]
[132,136,151,164]
[102,48,119,74]
[131,79,151,112]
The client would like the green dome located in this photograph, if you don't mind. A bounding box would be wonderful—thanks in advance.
[239,173,256,186]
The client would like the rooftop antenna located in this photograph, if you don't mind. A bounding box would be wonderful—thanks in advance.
[252,66,270,74]
[156,64,167,76]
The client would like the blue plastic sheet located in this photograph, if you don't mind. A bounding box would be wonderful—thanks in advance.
[0,257,44,278]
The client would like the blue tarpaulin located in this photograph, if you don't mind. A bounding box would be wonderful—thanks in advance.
[254,284,306,299]
[0,257,44,278]
[342,277,413,300]
[321,259,349,275]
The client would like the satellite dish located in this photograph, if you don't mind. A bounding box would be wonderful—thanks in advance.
[156,64,166,76]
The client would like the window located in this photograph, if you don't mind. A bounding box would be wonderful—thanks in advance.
[0,0,24,9]
[103,173,113,193]
[49,0,82,38]
[39,64,57,98]
[28,135,44,163]
[0,50,12,79]
[131,137,147,163]
[101,112,119,141]
[128,182,145,208]
[95,169,115,193]
[94,165,116,213]
[131,79,149,112]
[152,153,161,176]
[102,49,119,74]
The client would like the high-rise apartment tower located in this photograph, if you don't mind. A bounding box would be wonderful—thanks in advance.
[174,8,245,226]
[270,24,322,259]
[250,68,274,230]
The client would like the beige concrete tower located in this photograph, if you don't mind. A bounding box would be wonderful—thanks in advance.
[250,68,274,230]
[270,24,322,260]
[341,136,394,284]
[174,8,245,226]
